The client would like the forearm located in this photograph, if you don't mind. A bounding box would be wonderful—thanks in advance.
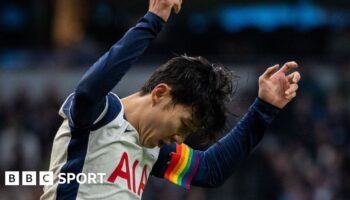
[191,98,280,187]
[71,12,165,126]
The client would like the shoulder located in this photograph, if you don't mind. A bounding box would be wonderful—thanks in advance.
[59,93,124,131]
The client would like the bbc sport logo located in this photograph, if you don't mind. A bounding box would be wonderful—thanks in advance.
[5,171,106,186]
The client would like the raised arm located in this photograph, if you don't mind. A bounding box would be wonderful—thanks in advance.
[152,62,301,188]
[191,98,278,187]
[70,0,182,127]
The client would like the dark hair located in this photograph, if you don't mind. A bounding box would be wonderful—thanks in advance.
[140,55,238,142]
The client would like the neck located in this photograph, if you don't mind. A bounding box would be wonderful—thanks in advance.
[121,92,150,135]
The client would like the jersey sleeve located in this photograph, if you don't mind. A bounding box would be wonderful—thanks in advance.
[59,93,123,131]
[151,98,280,188]
[70,12,165,127]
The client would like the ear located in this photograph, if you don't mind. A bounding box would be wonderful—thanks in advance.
[151,83,171,106]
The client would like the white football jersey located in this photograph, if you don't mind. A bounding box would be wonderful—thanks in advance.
[41,93,160,200]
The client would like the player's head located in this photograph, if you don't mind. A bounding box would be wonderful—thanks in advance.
[138,55,237,148]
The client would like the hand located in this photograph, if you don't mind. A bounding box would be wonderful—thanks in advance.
[258,61,301,109]
[149,0,183,22]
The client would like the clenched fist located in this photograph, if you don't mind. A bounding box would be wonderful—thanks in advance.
[258,61,301,109]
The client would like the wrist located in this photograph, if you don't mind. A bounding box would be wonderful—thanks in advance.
[148,8,171,22]
[252,97,280,125]
[256,97,281,111]
[258,93,285,109]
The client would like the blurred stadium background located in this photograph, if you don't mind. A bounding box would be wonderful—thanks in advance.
[1,0,350,199]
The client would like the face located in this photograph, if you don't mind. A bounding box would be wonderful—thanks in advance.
[138,85,198,148]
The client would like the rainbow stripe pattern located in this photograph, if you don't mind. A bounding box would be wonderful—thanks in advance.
[164,143,200,189]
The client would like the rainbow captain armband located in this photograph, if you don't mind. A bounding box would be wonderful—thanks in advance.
[164,143,200,189]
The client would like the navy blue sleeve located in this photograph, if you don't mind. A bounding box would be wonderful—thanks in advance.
[151,98,280,188]
[70,12,165,127]
[191,98,279,187]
